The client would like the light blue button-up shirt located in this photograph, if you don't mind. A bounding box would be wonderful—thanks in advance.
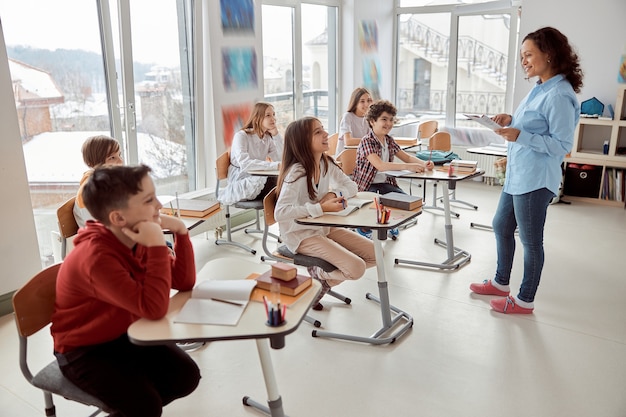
[505,74,580,196]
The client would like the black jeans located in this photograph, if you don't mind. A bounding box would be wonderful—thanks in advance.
[56,334,201,417]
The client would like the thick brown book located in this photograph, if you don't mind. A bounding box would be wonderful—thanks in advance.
[271,262,297,281]
[379,192,423,211]
[255,270,312,296]
[161,199,220,218]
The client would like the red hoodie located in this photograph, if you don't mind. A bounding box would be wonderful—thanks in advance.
[51,221,196,353]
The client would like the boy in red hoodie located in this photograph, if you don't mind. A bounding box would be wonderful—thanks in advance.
[51,164,200,417]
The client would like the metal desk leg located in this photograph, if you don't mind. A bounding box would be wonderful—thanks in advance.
[312,230,413,345]
[395,182,471,270]
[242,339,288,417]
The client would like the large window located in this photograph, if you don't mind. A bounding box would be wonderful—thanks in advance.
[396,2,519,128]
[0,0,197,265]
[262,1,338,133]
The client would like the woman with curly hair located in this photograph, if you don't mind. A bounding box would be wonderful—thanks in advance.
[470,27,583,314]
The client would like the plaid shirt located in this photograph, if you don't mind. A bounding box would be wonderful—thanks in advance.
[353,130,401,191]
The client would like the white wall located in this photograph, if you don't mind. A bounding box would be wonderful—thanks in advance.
[0,21,44,295]
[514,0,626,112]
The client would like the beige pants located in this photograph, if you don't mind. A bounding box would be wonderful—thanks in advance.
[296,228,376,286]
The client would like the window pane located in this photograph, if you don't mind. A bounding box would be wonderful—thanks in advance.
[126,0,195,195]
[455,14,509,124]
[396,13,450,125]
[1,0,111,266]
[301,4,336,132]
[262,5,294,128]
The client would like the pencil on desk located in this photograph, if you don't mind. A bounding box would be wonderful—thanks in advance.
[175,192,181,218]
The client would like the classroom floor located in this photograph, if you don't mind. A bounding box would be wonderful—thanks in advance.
[2,180,625,417]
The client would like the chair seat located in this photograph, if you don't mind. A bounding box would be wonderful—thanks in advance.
[33,361,111,412]
[233,199,264,210]
[276,245,337,273]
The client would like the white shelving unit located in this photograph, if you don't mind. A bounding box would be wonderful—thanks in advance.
[565,85,626,206]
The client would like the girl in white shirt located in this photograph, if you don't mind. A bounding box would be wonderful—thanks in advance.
[336,87,373,155]
[275,117,376,310]
[218,102,283,206]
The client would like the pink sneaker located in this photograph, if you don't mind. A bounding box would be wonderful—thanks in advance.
[490,296,534,314]
[469,280,509,296]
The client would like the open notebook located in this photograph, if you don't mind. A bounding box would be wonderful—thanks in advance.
[326,197,372,216]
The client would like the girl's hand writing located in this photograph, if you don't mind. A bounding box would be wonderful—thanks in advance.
[321,197,346,212]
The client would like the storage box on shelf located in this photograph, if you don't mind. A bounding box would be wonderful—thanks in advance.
[565,85,626,206]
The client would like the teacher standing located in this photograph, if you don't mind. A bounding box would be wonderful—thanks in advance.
[470,26,583,314]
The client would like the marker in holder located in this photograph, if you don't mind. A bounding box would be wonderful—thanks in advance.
[263,283,286,326]
[375,196,390,224]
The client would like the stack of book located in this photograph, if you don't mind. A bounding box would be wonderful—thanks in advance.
[255,263,312,296]
[444,160,478,174]
[379,192,423,211]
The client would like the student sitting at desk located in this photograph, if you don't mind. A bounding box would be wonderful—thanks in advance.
[219,102,283,206]
[353,100,434,239]
[51,164,200,417]
[275,117,376,310]
[73,135,124,228]
[336,87,373,155]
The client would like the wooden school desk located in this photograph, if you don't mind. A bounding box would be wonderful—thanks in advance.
[295,192,420,345]
[128,258,321,417]
[392,169,484,270]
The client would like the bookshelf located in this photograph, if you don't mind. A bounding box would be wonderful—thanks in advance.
[564,85,626,207]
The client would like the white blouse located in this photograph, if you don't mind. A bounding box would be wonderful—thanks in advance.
[218,130,282,206]
[274,160,358,252]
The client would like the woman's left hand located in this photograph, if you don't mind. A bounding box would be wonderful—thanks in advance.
[424,160,435,171]
[495,127,520,142]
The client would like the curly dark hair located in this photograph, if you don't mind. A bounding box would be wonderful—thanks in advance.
[364,100,397,127]
[523,27,583,93]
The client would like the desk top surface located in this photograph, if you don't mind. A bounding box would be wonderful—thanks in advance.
[467,145,507,157]
[296,192,421,230]
[249,169,280,177]
[389,168,485,182]
[128,258,320,345]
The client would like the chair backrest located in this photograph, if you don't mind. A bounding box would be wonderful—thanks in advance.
[418,120,438,139]
[13,263,60,338]
[335,148,357,177]
[263,187,278,227]
[57,197,79,239]
[326,132,339,157]
[428,131,452,152]
[216,151,231,181]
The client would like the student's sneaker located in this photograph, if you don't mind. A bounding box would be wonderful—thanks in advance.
[490,296,534,314]
[307,266,331,311]
[388,227,399,240]
[469,279,510,296]
[356,228,372,240]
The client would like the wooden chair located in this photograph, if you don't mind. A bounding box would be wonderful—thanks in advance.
[214,151,279,255]
[326,132,339,157]
[418,120,438,142]
[430,131,478,211]
[56,197,79,259]
[12,263,111,417]
[260,188,351,322]
[422,131,460,218]
[335,148,357,178]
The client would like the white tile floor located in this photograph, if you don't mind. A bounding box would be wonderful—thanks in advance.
[2,180,625,417]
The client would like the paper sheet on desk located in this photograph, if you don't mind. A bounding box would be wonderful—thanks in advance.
[174,280,256,325]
